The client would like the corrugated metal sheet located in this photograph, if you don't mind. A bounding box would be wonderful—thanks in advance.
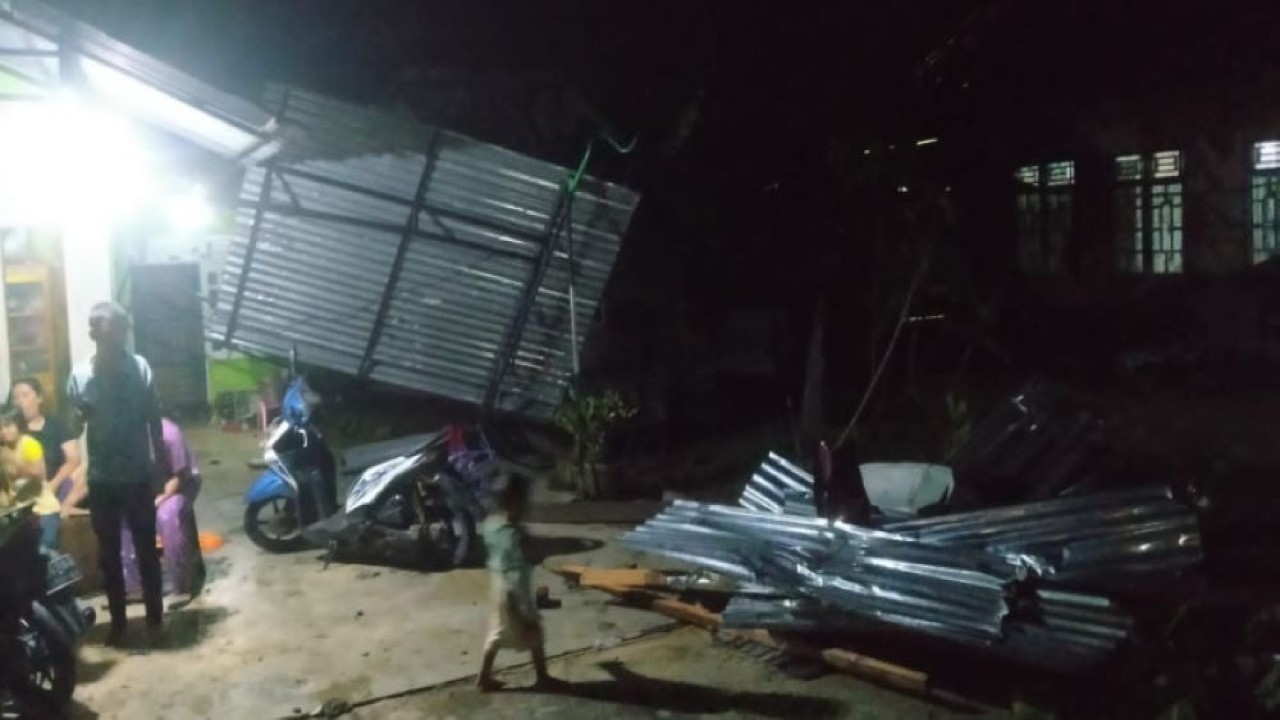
[0,0,279,159]
[740,452,815,515]
[209,86,641,417]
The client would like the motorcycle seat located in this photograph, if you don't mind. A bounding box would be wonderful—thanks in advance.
[339,432,446,477]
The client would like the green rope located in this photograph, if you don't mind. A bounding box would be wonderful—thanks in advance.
[558,128,636,389]
[564,129,638,195]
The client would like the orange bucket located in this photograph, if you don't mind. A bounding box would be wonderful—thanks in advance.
[198,532,225,552]
[155,531,225,553]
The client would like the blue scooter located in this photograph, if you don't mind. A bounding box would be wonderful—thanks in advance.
[243,369,494,568]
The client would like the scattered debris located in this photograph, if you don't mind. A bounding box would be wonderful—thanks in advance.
[555,378,1238,716]
[553,561,956,700]
[739,452,815,515]
[883,486,1201,587]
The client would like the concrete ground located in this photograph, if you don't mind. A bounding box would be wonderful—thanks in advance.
[66,426,998,719]
[353,626,1008,720]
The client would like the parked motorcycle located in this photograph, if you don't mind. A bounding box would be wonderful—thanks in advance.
[243,375,494,568]
[0,504,94,717]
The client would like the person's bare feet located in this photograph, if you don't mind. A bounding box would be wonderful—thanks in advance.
[475,676,504,693]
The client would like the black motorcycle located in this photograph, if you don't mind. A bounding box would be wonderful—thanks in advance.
[0,504,94,717]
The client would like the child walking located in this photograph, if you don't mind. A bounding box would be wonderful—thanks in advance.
[475,474,564,692]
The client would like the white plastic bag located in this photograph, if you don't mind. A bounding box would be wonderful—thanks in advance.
[859,462,955,516]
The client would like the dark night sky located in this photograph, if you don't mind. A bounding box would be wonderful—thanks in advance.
[47,2,978,137]
[42,0,1280,212]
[46,1,1280,167]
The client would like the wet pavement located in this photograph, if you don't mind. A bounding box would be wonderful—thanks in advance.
[69,426,673,719]
[351,626,1006,720]
[66,424,1005,720]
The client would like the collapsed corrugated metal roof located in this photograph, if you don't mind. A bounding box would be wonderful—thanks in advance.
[0,0,279,161]
[208,85,642,418]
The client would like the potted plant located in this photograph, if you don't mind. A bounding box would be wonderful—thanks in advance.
[553,389,636,499]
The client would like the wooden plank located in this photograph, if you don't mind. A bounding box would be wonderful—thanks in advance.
[587,583,723,631]
[551,563,590,577]
[821,648,929,695]
[578,567,666,589]
[552,564,673,589]
[721,628,924,690]
[645,595,722,630]
[722,629,980,709]
[577,582,978,707]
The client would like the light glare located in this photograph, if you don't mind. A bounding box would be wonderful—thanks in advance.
[0,95,154,226]
[165,186,215,233]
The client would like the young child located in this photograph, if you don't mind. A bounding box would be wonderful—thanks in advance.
[0,409,58,548]
[475,474,564,692]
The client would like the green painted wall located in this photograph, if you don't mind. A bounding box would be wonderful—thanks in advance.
[208,356,280,397]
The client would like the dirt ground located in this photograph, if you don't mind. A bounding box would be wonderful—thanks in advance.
[64,425,1002,720]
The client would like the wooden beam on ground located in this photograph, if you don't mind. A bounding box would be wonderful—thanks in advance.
[723,629,977,708]
[552,564,673,590]
[588,583,723,631]
[552,563,592,578]
[821,648,930,695]
[578,568,668,589]
[558,566,976,709]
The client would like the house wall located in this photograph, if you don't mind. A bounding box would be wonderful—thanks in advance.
[0,226,111,407]
[63,223,117,370]
[123,222,263,405]
[960,78,1280,368]
[1,221,239,408]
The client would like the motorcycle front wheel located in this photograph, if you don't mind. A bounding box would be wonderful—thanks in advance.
[5,603,76,716]
[245,498,309,553]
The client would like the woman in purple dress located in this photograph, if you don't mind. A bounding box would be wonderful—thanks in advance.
[121,418,206,600]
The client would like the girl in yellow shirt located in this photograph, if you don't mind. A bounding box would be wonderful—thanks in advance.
[0,408,58,548]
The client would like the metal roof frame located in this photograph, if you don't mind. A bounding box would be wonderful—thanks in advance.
[209,86,641,419]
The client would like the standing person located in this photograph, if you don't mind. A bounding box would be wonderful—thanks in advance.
[475,475,564,692]
[66,302,168,646]
[0,408,59,548]
[8,378,82,509]
[120,416,206,601]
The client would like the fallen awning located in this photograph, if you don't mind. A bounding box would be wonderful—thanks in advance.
[208,86,641,418]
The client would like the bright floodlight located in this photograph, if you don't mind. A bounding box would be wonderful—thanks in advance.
[0,93,154,226]
[165,186,215,233]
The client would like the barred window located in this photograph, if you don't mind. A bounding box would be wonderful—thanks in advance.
[1116,151,1183,274]
[1015,161,1074,274]
[1252,141,1280,264]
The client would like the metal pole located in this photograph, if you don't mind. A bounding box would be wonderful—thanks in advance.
[481,189,572,414]
[221,167,274,346]
[566,192,581,378]
[356,131,442,379]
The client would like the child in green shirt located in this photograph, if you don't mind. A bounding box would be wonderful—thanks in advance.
[476,474,563,692]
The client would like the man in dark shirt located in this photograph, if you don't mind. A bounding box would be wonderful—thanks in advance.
[66,302,169,646]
